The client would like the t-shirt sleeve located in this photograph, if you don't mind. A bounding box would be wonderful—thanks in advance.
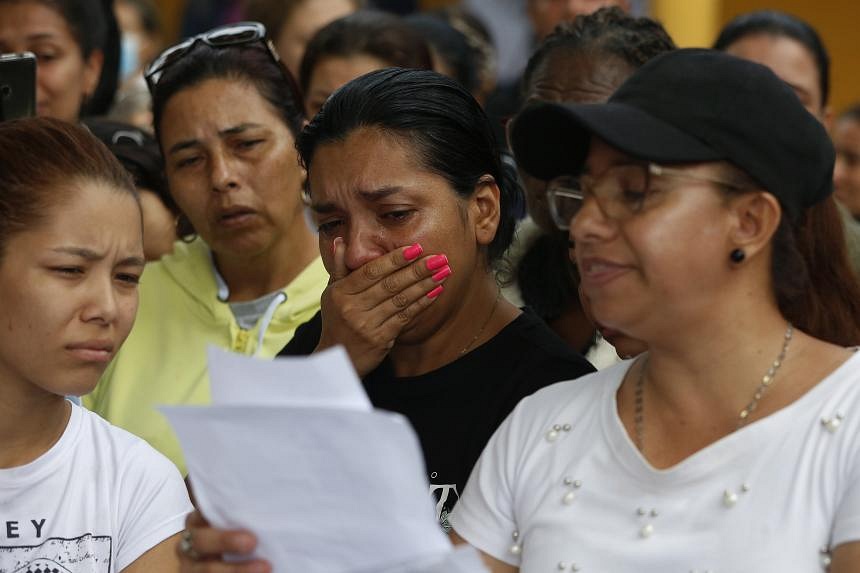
[115,440,194,571]
[448,399,527,567]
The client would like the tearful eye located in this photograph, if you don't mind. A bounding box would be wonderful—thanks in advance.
[317,220,343,237]
[382,210,416,223]
[176,156,201,169]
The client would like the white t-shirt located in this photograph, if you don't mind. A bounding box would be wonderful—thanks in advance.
[0,402,193,572]
[450,352,860,572]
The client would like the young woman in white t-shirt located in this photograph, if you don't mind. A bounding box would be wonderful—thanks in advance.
[447,49,860,572]
[0,117,192,572]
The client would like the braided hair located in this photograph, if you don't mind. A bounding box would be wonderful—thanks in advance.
[522,7,676,95]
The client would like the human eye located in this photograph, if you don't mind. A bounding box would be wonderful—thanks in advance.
[317,219,343,237]
[175,155,201,169]
[32,45,60,63]
[381,209,416,224]
[237,138,265,151]
[115,272,141,287]
[51,266,84,277]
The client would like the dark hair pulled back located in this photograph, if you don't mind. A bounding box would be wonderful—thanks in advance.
[298,11,432,95]
[522,7,675,96]
[298,67,519,265]
[150,41,305,144]
[714,10,830,107]
[0,117,137,261]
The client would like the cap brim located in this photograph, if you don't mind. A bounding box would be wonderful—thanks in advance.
[510,101,723,180]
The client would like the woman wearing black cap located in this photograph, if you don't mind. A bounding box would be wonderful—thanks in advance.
[448,48,860,571]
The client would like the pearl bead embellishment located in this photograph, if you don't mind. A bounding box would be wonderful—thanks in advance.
[561,476,582,504]
[723,490,739,507]
[545,423,572,442]
[639,523,654,538]
[822,412,845,433]
[509,530,521,555]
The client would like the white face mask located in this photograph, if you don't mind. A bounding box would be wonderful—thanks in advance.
[119,32,141,80]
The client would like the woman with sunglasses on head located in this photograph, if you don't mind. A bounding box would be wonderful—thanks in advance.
[445,49,860,572]
[85,23,328,475]
[174,67,595,572]
[0,117,191,573]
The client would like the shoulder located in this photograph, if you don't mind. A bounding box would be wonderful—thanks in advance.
[139,238,214,297]
[505,360,629,435]
[77,406,184,489]
[278,311,323,356]
[500,309,595,377]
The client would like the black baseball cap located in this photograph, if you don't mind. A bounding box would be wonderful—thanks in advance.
[510,48,834,220]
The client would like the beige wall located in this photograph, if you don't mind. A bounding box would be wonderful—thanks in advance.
[652,0,860,114]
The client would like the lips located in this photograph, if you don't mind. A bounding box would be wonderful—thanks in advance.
[577,256,632,288]
[216,205,258,228]
[66,341,114,363]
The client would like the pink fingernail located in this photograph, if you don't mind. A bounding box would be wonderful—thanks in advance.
[403,243,423,261]
[425,254,448,271]
[332,237,341,255]
[432,266,451,282]
[427,285,444,299]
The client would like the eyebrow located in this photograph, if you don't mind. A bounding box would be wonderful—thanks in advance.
[167,123,265,155]
[310,186,406,214]
[51,247,145,268]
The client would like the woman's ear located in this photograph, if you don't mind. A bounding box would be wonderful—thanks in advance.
[82,49,104,100]
[470,174,501,247]
[728,191,782,261]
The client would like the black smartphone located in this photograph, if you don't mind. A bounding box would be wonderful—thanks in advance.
[0,52,36,122]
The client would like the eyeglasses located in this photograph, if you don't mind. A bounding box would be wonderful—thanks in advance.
[144,22,296,96]
[546,162,747,230]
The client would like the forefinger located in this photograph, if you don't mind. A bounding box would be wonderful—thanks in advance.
[339,242,425,294]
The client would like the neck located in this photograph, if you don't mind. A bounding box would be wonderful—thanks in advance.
[388,272,519,377]
[0,375,71,469]
[642,305,791,416]
[213,219,318,302]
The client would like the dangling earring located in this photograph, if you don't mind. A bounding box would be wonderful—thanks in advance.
[730,248,746,263]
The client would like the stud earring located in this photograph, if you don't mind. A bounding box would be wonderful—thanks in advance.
[730,248,746,263]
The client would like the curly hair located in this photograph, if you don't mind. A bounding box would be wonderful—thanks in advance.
[522,6,676,95]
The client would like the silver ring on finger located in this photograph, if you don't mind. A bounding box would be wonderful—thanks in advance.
[180,529,201,561]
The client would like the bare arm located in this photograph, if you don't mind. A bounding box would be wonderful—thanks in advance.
[831,541,860,573]
[122,532,182,573]
[450,530,518,573]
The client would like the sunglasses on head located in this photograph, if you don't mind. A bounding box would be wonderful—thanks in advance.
[144,22,300,100]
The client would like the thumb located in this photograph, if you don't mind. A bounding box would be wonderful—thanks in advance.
[330,237,349,282]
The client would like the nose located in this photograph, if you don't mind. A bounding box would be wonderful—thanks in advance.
[570,194,616,248]
[209,150,241,193]
[342,226,387,272]
[80,274,119,326]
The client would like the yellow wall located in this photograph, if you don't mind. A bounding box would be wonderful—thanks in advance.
[651,0,860,114]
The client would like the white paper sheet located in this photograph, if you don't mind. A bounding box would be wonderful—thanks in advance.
[161,346,483,573]
[207,345,371,410]
[163,406,452,573]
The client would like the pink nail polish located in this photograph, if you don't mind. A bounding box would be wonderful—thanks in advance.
[425,254,448,271]
[403,243,423,261]
[432,266,452,282]
[332,237,341,255]
[427,285,444,299]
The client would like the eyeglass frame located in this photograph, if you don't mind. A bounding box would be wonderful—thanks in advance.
[545,162,750,231]
[143,21,302,103]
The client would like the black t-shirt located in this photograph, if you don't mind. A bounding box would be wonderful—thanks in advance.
[279,309,595,529]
